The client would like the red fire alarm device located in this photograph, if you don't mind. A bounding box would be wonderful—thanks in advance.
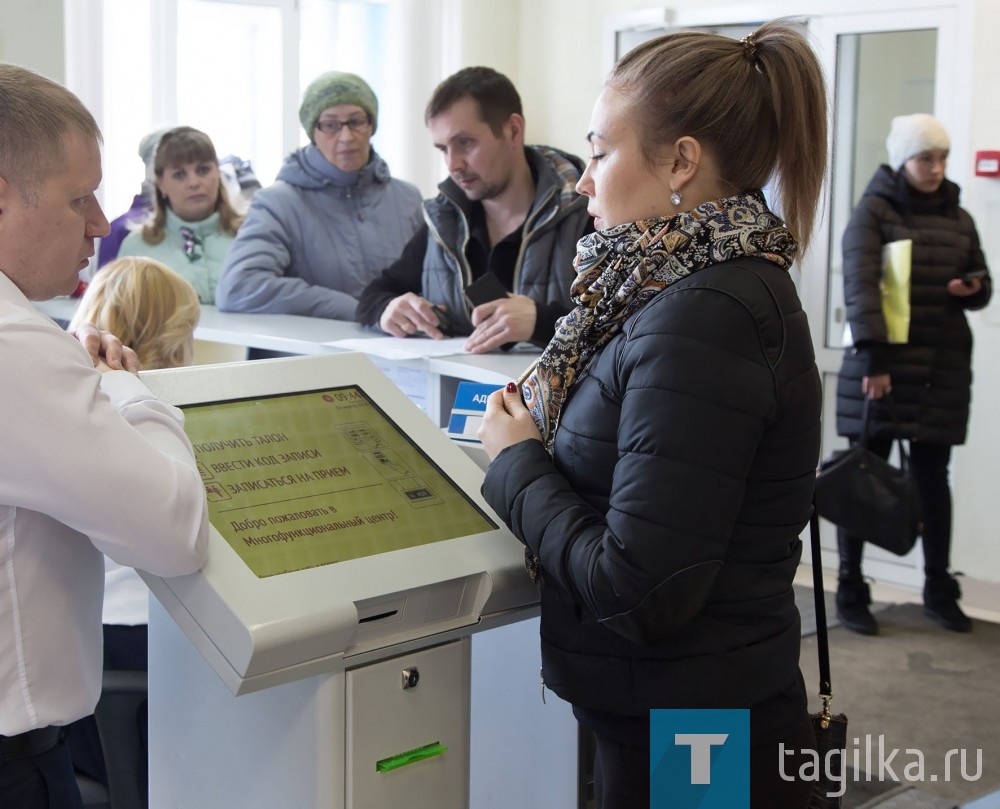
[975,151,1000,177]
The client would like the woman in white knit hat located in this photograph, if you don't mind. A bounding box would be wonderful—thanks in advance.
[834,113,992,635]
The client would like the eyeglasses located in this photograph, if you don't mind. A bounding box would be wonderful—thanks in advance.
[314,116,370,135]
[179,226,203,263]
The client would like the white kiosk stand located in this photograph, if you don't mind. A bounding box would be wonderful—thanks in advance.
[139,354,575,809]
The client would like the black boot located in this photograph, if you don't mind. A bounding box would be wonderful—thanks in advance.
[836,579,878,635]
[835,531,877,635]
[923,574,972,633]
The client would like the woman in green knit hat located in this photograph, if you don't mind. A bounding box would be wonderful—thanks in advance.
[215,71,423,319]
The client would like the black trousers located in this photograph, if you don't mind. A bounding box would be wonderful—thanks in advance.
[837,437,953,580]
[0,728,84,809]
[66,624,148,803]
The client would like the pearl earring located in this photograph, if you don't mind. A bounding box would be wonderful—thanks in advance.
[670,189,682,206]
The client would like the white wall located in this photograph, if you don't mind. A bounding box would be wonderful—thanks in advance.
[952,0,1000,583]
[0,0,64,79]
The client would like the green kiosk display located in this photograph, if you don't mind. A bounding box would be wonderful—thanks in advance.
[139,354,548,809]
[187,385,495,577]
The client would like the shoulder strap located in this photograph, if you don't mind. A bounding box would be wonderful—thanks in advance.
[810,508,833,701]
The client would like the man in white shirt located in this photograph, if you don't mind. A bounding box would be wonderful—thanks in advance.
[0,64,209,808]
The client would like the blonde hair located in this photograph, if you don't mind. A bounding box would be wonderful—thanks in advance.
[141,126,244,244]
[70,257,200,370]
[0,64,101,203]
[608,19,828,250]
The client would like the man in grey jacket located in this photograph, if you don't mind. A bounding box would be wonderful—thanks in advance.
[215,71,423,320]
[355,67,592,354]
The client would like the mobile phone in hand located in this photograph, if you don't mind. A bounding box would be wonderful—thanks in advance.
[464,272,509,308]
[961,269,988,285]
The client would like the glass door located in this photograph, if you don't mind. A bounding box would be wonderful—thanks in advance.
[807,9,957,586]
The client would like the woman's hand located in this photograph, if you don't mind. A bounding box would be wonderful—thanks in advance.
[478,382,543,460]
[862,373,892,400]
[947,277,982,297]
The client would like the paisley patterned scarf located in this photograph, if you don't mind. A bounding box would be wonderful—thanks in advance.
[522,190,798,449]
[517,191,797,581]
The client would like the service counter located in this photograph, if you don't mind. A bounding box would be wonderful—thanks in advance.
[31,297,538,427]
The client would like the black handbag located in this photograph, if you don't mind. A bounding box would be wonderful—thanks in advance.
[814,396,921,555]
[807,509,849,809]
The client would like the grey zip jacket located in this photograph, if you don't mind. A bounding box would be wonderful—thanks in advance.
[421,145,588,335]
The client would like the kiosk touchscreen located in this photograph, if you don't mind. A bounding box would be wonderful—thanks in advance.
[139,353,537,692]
[186,385,496,578]
[137,354,550,809]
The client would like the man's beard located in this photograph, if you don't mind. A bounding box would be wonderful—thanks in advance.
[461,171,510,202]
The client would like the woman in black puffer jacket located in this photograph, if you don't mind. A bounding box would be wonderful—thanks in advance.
[835,113,991,636]
[478,21,828,809]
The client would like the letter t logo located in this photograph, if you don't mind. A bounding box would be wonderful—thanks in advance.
[674,734,729,784]
[650,709,748,807]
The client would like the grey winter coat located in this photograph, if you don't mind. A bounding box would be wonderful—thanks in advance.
[215,145,422,319]
[836,166,991,445]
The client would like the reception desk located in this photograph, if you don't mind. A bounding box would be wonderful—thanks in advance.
[31,298,537,427]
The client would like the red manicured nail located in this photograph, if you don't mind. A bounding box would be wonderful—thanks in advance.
[505,382,517,393]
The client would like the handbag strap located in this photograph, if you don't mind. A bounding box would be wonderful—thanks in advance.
[860,395,873,446]
[861,393,910,471]
[809,506,836,726]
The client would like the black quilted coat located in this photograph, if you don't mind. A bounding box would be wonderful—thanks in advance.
[482,257,821,719]
[836,166,991,444]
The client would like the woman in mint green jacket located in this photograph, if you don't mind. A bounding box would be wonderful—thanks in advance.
[119,126,243,304]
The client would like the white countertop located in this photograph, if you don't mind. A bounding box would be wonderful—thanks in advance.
[32,297,540,388]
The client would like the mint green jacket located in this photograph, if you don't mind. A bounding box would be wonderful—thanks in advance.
[118,209,236,304]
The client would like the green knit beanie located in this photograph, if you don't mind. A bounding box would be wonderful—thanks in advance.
[299,71,378,142]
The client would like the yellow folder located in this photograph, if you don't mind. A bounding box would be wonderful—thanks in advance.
[880,239,912,343]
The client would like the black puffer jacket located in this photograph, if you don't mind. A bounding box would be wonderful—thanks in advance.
[836,166,991,444]
[482,257,820,717]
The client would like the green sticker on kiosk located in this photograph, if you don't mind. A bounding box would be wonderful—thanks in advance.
[375,741,448,773]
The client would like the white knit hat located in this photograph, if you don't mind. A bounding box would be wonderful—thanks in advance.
[885,113,950,169]
[138,126,174,186]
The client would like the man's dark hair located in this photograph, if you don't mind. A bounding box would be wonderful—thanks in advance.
[425,67,522,137]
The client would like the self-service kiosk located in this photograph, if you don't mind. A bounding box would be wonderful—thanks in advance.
[138,354,573,809]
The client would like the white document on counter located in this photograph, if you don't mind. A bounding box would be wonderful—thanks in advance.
[323,336,470,360]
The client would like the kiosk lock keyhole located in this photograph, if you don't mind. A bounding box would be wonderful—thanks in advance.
[402,667,420,689]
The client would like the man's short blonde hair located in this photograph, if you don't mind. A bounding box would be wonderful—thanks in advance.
[0,63,101,202]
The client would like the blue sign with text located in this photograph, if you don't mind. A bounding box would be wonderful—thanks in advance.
[649,709,749,808]
[446,381,502,444]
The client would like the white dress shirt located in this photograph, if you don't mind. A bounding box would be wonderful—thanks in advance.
[102,559,149,626]
[0,271,209,735]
